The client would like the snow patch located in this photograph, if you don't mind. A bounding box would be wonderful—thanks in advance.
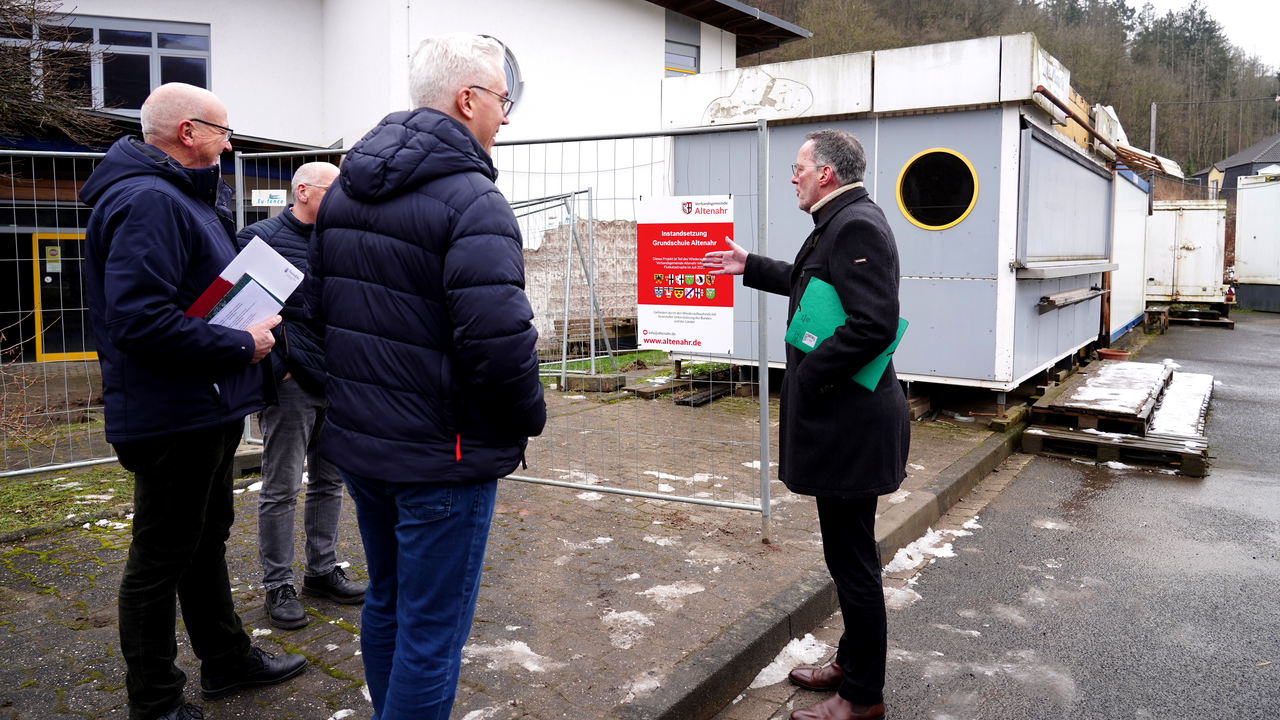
[576,491,603,501]
[749,634,833,688]
[553,469,606,485]
[461,709,498,720]
[882,528,963,574]
[251,628,272,637]
[621,671,663,703]
[601,610,654,649]
[616,573,641,581]
[740,460,779,469]
[327,710,355,720]
[1025,428,1047,435]
[638,581,704,611]
[884,585,923,610]
[247,481,263,492]
[885,489,911,505]
[658,484,675,492]
[462,641,566,672]
[643,535,680,547]
[643,470,726,485]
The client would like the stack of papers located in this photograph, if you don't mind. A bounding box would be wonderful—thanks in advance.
[186,237,303,330]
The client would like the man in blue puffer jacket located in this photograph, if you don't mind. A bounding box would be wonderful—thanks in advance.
[305,34,545,718]
[82,83,306,720]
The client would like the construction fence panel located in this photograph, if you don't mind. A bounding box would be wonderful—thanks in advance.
[0,150,113,476]
[492,125,776,528]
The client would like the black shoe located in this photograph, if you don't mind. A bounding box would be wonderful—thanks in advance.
[200,646,307,701]
[265,584,308,629]
[156,703,205,720]
[302,566,366,605]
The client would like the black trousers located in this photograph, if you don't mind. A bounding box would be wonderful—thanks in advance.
[817,495,887,706]
[115,421,252,720]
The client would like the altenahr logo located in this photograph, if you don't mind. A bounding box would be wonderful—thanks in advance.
[682,201,693,214]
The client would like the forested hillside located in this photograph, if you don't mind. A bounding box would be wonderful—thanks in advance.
[744,0,1279,176]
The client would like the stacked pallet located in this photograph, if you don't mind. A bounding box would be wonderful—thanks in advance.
[1022,359,1213,476]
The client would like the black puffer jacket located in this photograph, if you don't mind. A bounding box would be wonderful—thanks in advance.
[238,208,325,395]
[306,107,546,484]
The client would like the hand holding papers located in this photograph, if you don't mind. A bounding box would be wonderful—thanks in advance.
[186,237,303,330]
[784,277,908,392]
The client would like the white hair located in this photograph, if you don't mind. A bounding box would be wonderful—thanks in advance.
[140,83,221,142]
[408,33,504,112]
[291,161,340,189]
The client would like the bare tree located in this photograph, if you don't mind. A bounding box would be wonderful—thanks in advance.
[0,0,113,147]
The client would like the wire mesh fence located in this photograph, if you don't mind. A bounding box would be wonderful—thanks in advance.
[492,127,775,531]
[4,129,775,535]
[0,150,114,476]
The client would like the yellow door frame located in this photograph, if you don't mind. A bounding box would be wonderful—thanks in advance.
[32,232,97,362]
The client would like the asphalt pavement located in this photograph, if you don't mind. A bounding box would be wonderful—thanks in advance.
[723,312,1280,719]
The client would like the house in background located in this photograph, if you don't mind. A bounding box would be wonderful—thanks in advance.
[1191,129,1280,199]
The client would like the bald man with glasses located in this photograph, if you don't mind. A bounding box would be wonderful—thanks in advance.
[81,82,307,720]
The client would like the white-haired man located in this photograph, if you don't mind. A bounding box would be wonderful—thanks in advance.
[81,83,307,720]
[305,34,545,716]
[238,162,366,630]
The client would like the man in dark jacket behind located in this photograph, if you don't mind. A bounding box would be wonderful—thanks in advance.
[238,161,366,630]
[703,129,910,720]
[81,83,306,720]
[305,33,545,718]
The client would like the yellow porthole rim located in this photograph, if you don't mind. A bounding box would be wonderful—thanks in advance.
[895,147,979,231]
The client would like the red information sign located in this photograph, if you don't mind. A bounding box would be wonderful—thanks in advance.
[636,195,734,354]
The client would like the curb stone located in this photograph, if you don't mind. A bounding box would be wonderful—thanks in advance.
[612,422,1027,720]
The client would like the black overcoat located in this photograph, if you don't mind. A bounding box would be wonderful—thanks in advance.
[743,186,910,498]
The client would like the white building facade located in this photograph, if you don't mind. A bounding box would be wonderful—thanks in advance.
[53,0,807,148]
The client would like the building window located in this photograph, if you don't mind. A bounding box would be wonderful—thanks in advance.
[664,9,700,78]
[896,148,979,231]
[0,15,211,115]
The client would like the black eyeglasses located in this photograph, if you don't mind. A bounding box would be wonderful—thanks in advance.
[189,118,234,142]
[467,86,514,116]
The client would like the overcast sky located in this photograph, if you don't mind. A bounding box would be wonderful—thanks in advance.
[1136,0,1280,74]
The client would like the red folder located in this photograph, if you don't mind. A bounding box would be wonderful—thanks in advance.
[185,276,235,318]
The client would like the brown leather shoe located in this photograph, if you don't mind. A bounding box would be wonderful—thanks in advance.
[790,694,886,720]
[788,662,844,691]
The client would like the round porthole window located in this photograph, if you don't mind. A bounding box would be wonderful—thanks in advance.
[895,148,979,230]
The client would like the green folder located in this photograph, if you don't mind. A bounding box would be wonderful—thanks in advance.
[784,277,908,392]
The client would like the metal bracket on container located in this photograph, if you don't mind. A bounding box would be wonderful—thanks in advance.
[1037,287,1108,314]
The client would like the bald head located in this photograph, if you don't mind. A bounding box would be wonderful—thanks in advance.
[140,83,231,168]
[290,162,341,224]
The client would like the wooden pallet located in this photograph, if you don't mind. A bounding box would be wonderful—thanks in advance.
[1021,425,1208,476]
[673,383,733,407]
[1168,316,1235,329]
[1031,360,1172,436]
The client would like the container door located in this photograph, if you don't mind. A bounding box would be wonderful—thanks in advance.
[1172,208,1224,301]
[32,233,96,362]
[1145,208,1177,300]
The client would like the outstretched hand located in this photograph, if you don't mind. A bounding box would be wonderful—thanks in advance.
[246,315,281,364]
[702,236,748,276]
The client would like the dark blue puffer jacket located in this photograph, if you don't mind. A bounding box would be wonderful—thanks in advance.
[306,107,545,484]
[238,208,326,395]
[81,137,265,443]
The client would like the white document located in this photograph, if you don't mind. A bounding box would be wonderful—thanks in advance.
[204,275,284,330]
[220,236,304,301]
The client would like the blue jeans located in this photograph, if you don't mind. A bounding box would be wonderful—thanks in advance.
[257,379,344,590]
[339,470,496,720]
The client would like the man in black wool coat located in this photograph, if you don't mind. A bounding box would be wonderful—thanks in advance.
[703,128,910,720]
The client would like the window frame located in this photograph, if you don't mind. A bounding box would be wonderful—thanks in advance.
[0,14,212,116]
